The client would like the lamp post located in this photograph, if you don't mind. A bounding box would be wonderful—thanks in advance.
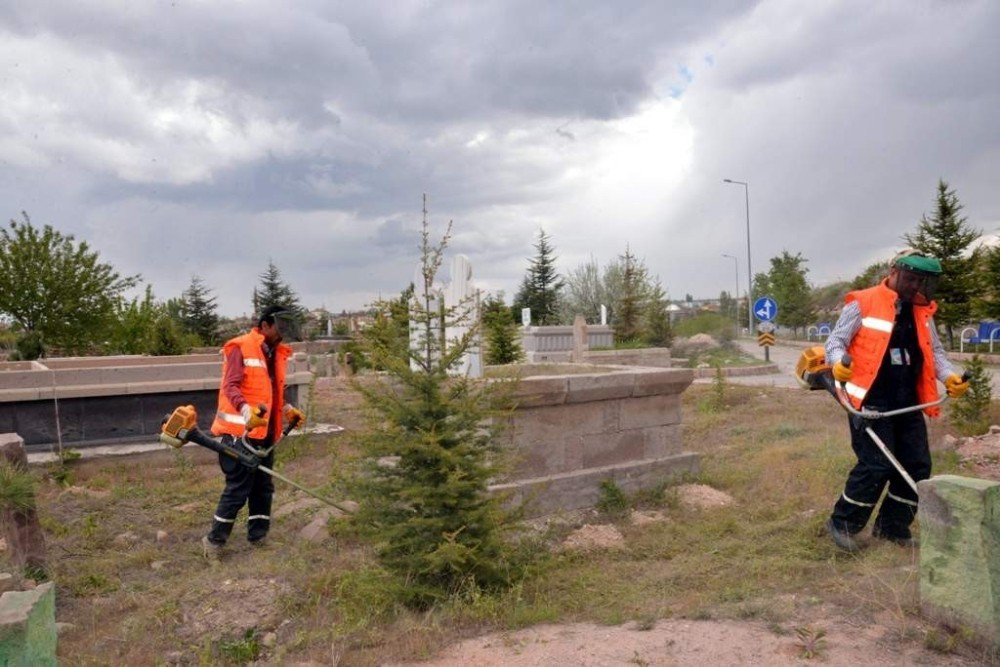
[723,179,753,334]
[721,253,739,336]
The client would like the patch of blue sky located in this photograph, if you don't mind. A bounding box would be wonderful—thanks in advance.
[668,64,695,99]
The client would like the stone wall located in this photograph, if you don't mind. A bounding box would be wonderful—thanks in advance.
[520,325,614,362]
[491,366,697,515]
[0,354,313,450]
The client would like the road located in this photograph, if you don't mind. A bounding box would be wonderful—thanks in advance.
[724,338,1000,398]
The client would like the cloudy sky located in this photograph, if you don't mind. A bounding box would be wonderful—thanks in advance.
[2,1,998,316]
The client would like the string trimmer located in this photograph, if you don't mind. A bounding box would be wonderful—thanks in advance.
[795,346,969,494]
[160,404,353,513]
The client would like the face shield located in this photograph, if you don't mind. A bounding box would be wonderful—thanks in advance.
[892,265,940,306]
[270,310,302,342]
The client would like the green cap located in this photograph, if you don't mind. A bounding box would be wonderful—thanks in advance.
[895,254,942,275]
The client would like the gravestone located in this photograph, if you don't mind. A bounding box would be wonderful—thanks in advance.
[918,475,1000,646]
[0,434,46,574]
[572,315,588,362]
[409,254,482,378]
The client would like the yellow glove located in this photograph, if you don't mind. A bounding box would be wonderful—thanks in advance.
[945,374,969,399]
[284,404,306,428]
[832,360,853,384]
[241,403,268,431]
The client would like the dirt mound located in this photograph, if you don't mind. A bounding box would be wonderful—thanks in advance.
[956,430,1000,481]
[677,484,734,510]
[180,577,291,640]
[562,524,624,551]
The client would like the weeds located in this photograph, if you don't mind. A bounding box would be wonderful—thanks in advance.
[215,628,261,665]
[0,460,36,511]
[794,626,827,659]
[596,479,629,517]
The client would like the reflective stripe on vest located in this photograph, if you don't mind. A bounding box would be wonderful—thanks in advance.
[861,316,893,333]
[211,328,291,439]
[216,411,244,425]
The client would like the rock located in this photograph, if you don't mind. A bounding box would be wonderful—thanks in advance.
[989,424,1000,435]
[114,531,141,547]
[299,516,330,542]
[0,572,15,593]
[687,333,719,350]
[262,631,278,648]
[156,530,169,543]
[339,500,360,513]
[151,561,168,571]
[22,579,36,589]
[55,622,76,635]
[941,434,959,450]
[172,501,202,513]
[273,497,324,519]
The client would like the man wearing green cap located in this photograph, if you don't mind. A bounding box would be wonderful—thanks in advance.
[823,250,969,552]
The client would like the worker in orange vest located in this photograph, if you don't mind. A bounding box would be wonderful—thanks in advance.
[202,305,306,558]
[824,250,968,552]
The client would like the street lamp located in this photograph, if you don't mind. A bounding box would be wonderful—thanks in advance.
[723,178,753,334]
[721,253,739,335]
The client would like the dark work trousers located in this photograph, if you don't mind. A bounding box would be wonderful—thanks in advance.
[206,435,275,545]
[830,410,930,539]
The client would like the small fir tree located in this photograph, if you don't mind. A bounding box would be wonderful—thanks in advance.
[904,180,981,347]
[180,275,220,345]
[348,196,521,606]
[482,293,524,365]
[644,279,673,347]
[613,246,645,343]
[512,229,564,325]
[949,356,994,436]
[253,260,302,316]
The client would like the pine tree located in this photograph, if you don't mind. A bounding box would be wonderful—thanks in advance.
[975,244,1000,321]
[512,229,564,325]
[482,293,523,365]
[903,180,981,347]
[644,279,673,347]
[253,260,302,317]
[613,246,644,343]
[949,355,994,436]
[348,197,521,606]
[180,275,220,345]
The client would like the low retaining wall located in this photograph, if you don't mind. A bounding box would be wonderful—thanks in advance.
[0,582,57,666]
[520,325,613,363]
[492,366,698,516]
[0,354,313,451]
[918,475,1000,646]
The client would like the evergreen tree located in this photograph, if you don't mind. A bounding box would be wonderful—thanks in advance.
[482,292,523,365]
[851,260,891,290]
[903,180,981,347]
[348,198,521,605]
[767,251,814,337]
[644,279,673,347]
[975,244,1000,321]
[613,246,644,343]
[180,275,220,345]
[0,213,138,355]
[512,229,564,325]
[949,355,993,436]
[253,260,302,316]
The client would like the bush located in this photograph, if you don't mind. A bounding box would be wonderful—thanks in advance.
[0,461,36,512]
[673,312,733,340]
[13,331,44,360]
[949,355,994,436]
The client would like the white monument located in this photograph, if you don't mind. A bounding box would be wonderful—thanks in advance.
[409,254,482,378]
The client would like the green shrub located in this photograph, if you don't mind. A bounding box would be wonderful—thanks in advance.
[949,355,994,436]
[0,461,36,512]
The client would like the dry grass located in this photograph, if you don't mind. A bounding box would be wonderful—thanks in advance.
[3,377,995,665]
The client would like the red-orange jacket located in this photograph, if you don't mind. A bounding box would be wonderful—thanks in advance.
[211,328,292,440]
[842,281,941,417]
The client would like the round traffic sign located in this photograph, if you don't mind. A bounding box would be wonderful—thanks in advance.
[753,296,778,322]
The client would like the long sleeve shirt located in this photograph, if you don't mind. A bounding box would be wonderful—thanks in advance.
[824,300,955,383]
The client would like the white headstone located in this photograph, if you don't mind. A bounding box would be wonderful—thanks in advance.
[521,308,531,328]
[600,304,607,326]
[409,255,482,378]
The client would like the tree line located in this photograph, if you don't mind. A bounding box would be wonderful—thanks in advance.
[0,213,309,359]
[503,179,999,348]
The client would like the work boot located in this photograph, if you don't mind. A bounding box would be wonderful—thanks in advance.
[249,536,267,549]
[872,527,918,548]
[825,518,860,553]
[201,535,224,561]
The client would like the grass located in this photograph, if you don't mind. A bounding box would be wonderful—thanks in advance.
[5,377,997,665]
[682,343,763,368]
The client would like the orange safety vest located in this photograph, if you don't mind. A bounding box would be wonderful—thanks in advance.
[211,328,292,440]
[842,280,941,417]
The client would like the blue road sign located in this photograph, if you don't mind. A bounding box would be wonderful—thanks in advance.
[754,296,778,322]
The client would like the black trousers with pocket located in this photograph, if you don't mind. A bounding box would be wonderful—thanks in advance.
[206,435,275,545]
[829,409,930,539]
